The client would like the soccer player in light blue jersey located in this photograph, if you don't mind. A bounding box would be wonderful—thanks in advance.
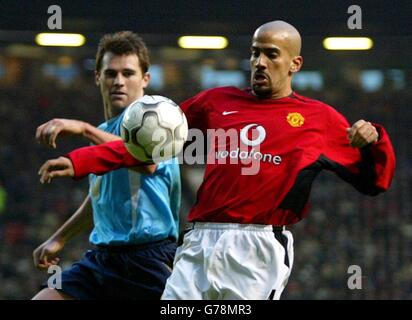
[32,31,180,300]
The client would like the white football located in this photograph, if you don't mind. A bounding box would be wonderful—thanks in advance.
[121,95,188,163]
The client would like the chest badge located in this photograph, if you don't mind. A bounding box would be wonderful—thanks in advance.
[286,112,305,127]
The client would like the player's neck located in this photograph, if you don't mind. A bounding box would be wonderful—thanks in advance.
[104,105,123,121]
[271,85,293,99]
[104,106,113,121]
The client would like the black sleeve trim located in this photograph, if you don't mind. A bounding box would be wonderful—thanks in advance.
[279,151,381,215]
[279,161,323,214]
[320,149,381,196]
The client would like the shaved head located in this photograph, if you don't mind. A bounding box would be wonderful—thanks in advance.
[250,20,303,99]
[253,20,301,57]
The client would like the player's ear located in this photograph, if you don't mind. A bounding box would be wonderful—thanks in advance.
[290,56,303,74]
[95,70,100,86]
[142,72,150,89]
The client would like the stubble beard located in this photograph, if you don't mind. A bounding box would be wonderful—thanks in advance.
[252,84,273,99]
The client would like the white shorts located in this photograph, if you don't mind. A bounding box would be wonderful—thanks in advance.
[161,222,294,300]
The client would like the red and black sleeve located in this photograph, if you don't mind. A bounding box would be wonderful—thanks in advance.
[322,107,396,195]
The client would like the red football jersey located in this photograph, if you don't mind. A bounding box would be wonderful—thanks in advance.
[67,87,395,226]
[179,87,395,225]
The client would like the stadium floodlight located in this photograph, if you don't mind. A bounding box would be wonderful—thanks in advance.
[322,37,373,50]
[178,36,228,49]
[35,33,86,47]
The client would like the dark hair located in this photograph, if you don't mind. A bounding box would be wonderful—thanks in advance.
[95,31,150,74]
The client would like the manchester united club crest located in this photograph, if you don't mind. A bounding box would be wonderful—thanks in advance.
[286,112,305,127]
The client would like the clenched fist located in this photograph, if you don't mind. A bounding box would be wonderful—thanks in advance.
[346,120,379,148]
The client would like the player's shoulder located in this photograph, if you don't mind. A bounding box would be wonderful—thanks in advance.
[97,118,111,130]
[99,112,125,127]
[292,92,339,114]
[293,93,348,127]
[97,122,107,130]
[292,92,326,106]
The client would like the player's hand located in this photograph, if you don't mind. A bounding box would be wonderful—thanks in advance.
[33,238,65,269]
[346,120,379,148]
[36,119,86,149]
[38,156,74,184]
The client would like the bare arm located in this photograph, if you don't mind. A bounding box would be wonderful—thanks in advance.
[83,122,122,145]
[36,119,155,173]
[52,195,94,243]
[33,196,93,269]
[36,118,120,148]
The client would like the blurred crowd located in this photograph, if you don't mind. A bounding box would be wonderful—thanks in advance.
[0,55,411,299]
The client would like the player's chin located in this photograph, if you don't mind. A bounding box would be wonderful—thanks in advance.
[111,99,129,109]
[252,85,272,99]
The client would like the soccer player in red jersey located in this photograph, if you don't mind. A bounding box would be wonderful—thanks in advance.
[38,21,395,299]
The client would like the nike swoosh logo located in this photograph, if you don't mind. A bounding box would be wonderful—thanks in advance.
[222,111,239,115]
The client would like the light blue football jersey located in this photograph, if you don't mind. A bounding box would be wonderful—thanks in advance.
[88,108,181,246]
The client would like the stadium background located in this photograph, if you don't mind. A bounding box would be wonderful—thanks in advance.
[0,0,411,299]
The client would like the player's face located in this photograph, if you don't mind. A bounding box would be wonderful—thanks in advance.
[250,32,295,99]
[96,52,150,115]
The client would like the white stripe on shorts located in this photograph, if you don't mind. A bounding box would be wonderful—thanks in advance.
[192,222,285,232]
